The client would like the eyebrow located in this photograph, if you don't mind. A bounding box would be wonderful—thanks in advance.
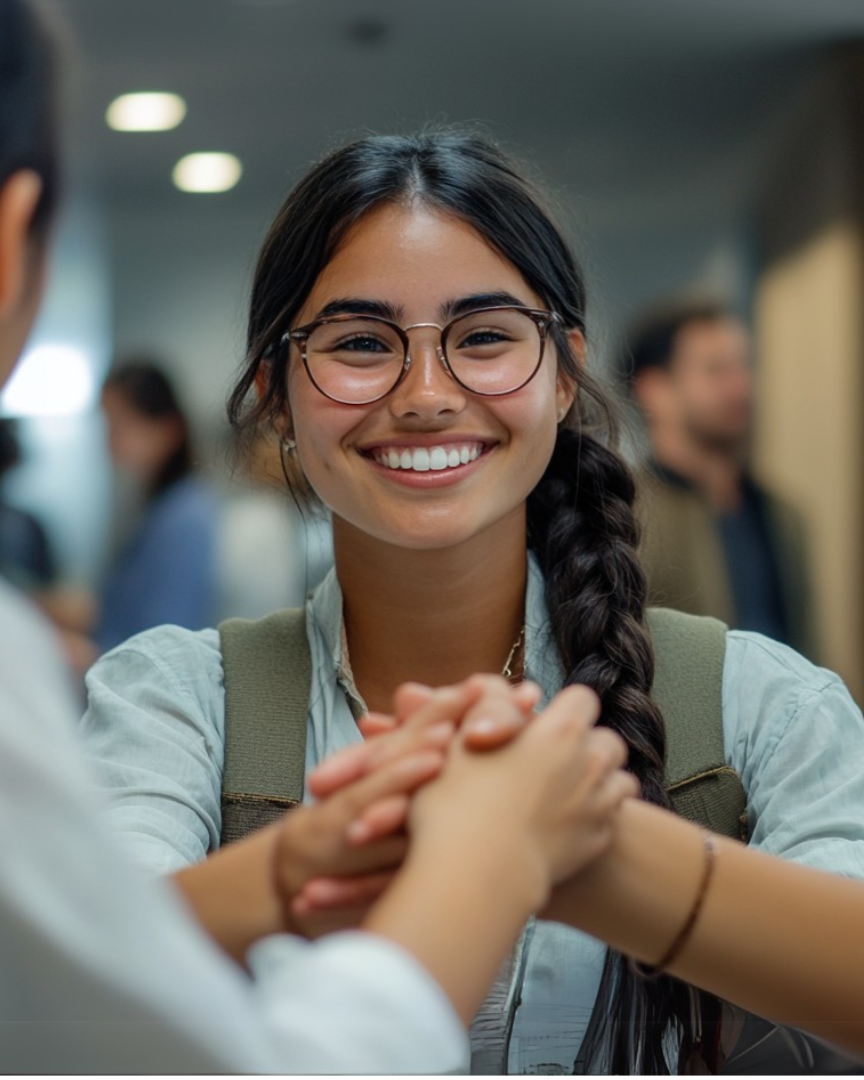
[312,291,532,324]
[443,292,530,319]
[315,298,403,321]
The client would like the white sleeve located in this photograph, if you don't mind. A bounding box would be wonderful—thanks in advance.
[250,932,469,1073]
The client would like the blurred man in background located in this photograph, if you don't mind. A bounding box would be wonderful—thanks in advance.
[623,300,816,657]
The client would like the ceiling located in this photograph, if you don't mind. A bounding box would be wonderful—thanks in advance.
[49,0,864,230]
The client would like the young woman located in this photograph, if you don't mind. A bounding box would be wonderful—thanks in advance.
[80,131,864,1073]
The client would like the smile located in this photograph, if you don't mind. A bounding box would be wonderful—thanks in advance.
[370,442,485,472]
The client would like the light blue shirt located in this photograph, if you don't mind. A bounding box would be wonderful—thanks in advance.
[81,556,864,1073]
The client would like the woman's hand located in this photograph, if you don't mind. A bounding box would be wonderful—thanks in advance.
[291,677,538,919]
[273,746,449,937]
[407,685,640,905]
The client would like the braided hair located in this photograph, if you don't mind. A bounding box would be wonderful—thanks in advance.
[228,128,721,1073]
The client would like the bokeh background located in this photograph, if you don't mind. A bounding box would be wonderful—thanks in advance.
[5,0,864,699]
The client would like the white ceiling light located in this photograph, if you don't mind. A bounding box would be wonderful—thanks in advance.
[172,152,243,193]
[105,92,187,132]
[1,345,96,418]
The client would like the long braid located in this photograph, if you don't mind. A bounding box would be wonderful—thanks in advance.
[528,421,721,1074]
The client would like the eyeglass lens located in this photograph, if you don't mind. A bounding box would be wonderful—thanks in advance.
[303,308,544,403]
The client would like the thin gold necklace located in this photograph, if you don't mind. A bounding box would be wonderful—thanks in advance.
[501,624,526,684]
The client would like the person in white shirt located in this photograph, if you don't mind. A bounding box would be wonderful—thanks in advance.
[0,1,635,1072]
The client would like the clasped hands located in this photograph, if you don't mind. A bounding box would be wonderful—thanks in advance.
[271,676,638,939]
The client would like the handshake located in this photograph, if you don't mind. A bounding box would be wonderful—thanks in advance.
[276,677,637,942]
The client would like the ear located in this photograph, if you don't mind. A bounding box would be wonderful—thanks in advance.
[0,171,44,318]
[555,327,584,421]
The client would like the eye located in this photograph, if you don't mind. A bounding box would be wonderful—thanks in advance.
[335,333,391,353]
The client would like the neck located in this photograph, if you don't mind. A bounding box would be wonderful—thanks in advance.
[650,427,743,512]
[333,514,528,714]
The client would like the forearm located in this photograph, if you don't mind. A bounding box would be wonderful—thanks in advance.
[362,837,544,1026]
[173,823,287,965]
[549,799,864,1053]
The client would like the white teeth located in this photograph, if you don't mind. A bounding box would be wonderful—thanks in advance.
[373,443,483,472]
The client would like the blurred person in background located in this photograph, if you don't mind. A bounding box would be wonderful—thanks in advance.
[623,299,815,657]
[94,359,219,652]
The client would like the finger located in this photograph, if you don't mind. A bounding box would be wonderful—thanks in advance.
[337,748,445,823]
[357,713,399,738]
[461,700,528,751]
[583,727,630,773]
[294,870,395,914]
[391,682,435,724]
[512,680,543,714]
[346,793,409,845]
[538,684,602,734]
[308,740,374,798]
[390,681,479,735]
[361,720,456,773]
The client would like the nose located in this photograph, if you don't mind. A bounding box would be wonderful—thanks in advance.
[388,329,467,420]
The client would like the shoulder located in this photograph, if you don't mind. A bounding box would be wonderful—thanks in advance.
[722,630,862,764]
[89,623,225,722]
[724,630,847,710]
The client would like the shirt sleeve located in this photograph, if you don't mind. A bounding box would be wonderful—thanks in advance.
[722,630,864,876]
[249,932,469,1073]
[80,625,227,873]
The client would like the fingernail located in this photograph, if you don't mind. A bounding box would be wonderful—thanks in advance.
[467,717,499,736]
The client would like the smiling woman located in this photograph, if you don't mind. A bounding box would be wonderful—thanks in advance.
[79,130,864,1074]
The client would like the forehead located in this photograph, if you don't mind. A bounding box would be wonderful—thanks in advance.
[299,202,542,319]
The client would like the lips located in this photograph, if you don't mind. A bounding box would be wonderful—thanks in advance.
[368,441,485,473]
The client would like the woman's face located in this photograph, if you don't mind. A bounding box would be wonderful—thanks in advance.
[284,202,577,554]
[100,387,182,484]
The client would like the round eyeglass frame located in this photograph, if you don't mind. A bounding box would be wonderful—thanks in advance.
[281,305,563,406]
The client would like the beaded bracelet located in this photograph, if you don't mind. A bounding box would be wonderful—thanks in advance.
[631,831,717,980]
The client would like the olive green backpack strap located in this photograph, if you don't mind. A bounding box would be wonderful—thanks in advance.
[218,608,310,846]
[647,607,748,841]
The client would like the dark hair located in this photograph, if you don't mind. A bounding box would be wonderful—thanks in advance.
[621,299,735,384]
[102,361,193,500]
[228,130,719,1073]
[0,0,61,238]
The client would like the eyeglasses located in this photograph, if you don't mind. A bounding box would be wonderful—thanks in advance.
[283,305,562,406]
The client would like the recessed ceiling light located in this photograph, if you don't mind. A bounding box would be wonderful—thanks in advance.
[105,92,187,132]
[172,152,243,193]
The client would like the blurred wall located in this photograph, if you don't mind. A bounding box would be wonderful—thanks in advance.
[753,47,864,702]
